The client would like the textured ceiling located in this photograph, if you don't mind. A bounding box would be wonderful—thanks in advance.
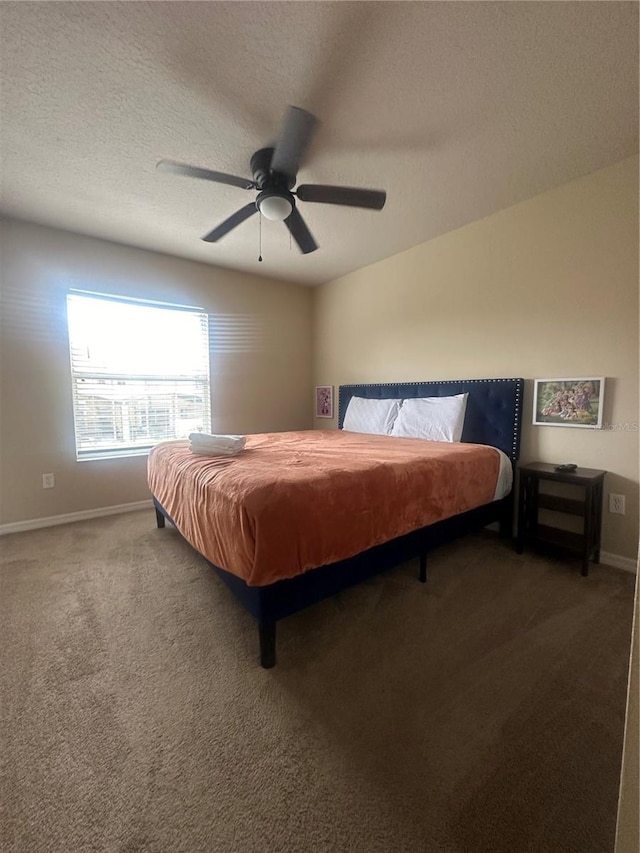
[1,1,638,286]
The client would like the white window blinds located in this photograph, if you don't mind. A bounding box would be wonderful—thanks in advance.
[67,292,211,459]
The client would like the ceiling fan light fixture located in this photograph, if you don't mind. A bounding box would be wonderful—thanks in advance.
[257,192,293,221]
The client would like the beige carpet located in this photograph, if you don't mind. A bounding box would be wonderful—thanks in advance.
[0,511,635,853]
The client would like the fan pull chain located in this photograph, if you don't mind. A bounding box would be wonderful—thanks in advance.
[258,213,262,262]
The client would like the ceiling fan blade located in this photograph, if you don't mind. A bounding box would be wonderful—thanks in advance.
[270,106,318,180]
[284,207,318,254]
[296,184,386,210]
[158,160,255,190]
[202,202,258,242]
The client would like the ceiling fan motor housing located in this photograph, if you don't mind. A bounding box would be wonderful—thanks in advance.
[251,147,296,220]
[251,147,295,191]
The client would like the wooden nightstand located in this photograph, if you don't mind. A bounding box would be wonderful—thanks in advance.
[516,462,606,576]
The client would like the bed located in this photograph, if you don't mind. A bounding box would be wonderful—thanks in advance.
[150,377,524,667]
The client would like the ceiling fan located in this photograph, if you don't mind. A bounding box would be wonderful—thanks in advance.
[157,106,386,255]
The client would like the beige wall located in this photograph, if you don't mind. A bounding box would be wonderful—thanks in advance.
[0,218,313,525]
[313,157,639,560]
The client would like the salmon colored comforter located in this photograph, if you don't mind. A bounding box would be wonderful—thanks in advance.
[147,430,501,587]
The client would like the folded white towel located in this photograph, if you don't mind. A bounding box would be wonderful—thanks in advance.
[188,433,246,457]
[189,432,245,450]
[188,434,246,456]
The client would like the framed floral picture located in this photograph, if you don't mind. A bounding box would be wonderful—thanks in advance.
[532,377,605,428]
[315,385,334,419]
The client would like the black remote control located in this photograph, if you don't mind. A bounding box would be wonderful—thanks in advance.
[554,463,578,472]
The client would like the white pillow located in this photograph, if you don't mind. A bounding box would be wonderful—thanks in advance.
[342,397,400,435]
[390,394,468,442]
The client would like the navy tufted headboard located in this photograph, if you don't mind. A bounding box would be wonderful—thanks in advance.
[338,378,524,462]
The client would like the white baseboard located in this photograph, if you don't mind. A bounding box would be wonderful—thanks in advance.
[0,499,153,536]
[599,551,638,574]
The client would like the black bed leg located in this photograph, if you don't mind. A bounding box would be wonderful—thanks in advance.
[499,494,514,539]
[258,622,276,669]
[155,506,166,529]
[418,553,428,583]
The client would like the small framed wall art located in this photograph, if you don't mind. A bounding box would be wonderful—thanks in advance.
[532,377,605,428]
[315,385,334,419]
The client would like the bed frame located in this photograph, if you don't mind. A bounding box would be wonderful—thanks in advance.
[153,377,524,668]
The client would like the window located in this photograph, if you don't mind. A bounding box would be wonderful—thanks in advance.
[67,292,211,460]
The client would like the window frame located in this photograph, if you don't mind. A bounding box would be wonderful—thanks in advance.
[67,290,211,461]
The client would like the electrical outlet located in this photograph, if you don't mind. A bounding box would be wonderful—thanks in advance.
[609,493,625,515]
[42,473,55,489]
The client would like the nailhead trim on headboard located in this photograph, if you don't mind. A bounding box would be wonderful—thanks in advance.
[338,378,524,462]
